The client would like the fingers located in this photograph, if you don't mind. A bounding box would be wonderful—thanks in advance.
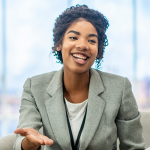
[43,136,54,145]
[37,135,54,146]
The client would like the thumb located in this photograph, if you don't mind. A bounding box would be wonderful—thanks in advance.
[14,128,28,136]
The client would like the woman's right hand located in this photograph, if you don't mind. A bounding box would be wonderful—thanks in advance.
[14,128,54,150]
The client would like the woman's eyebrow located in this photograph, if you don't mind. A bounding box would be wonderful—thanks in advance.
[88,34,98,38]
[67,30,80,35]
[67,30,98,38]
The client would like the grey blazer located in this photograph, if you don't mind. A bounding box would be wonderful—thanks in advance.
[13,68,145,150]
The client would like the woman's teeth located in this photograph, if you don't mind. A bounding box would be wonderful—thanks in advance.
[72,54,87,60]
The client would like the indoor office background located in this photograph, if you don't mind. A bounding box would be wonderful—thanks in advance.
[0,0,150,137]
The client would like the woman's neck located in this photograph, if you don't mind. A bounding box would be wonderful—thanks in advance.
[63,68,90,103]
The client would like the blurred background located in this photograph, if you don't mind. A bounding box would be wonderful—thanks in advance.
[0,0,150,137]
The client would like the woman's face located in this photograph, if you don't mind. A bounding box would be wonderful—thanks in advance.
[58,18,98,74]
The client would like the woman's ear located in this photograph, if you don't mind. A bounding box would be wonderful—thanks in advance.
[56,44,62,51]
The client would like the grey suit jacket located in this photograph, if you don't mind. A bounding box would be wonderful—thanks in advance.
[13,68,145,150]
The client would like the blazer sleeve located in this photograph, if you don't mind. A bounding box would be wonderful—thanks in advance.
[116,77,145,150]
[13,78,43,150]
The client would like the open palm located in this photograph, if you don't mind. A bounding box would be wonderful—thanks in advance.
[14,128,54,146]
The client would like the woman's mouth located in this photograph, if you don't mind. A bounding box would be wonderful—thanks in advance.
[71,53,89,65]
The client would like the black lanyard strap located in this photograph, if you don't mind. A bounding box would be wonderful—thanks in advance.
[63,97,87,150]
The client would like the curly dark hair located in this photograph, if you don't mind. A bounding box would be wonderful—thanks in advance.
[52,4,109,68]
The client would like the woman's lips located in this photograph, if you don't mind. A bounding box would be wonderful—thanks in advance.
[71,54,88,65]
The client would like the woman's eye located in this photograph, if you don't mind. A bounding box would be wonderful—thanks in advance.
[89,40,96,43]
[69,37,77,40]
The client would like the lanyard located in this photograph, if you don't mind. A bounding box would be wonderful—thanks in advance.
[63,97,87,150]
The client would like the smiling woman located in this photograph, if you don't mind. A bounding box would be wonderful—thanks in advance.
[13,5,145,150]
[52,5,109,69]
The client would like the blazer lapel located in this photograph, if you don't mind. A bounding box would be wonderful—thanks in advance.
[45,68,72,150]
[79,69,106,150]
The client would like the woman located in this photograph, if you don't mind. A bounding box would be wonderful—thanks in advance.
[13,5,145,150]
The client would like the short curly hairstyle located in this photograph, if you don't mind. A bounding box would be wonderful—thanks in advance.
[52,4,109,68]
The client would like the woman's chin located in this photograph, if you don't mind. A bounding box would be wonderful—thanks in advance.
[68,66,90,74]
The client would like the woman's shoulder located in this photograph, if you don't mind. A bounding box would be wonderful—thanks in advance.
[32,71,57,80]
[27,71,58,86]
[94,69,126,85]
[95,69,125,80]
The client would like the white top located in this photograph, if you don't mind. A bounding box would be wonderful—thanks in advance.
[65,98,88,143]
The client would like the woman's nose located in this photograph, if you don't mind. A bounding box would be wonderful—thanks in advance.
[75,39,89,51]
